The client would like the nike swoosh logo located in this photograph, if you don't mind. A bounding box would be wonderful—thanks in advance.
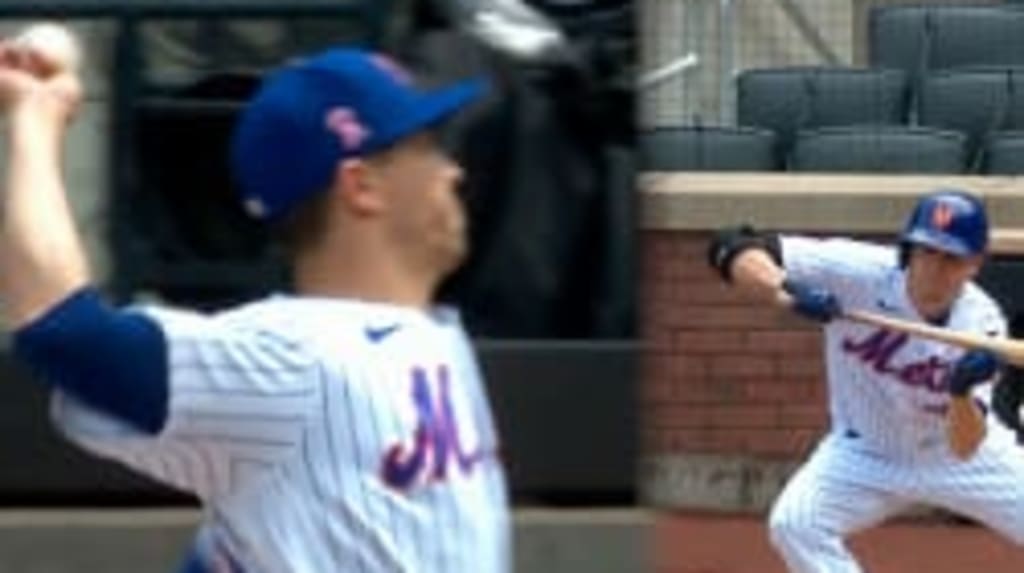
[365,323,402,343]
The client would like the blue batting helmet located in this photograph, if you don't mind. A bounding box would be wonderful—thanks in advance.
[900,188,989,257]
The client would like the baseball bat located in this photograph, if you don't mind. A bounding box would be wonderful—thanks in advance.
[842,309,1024,367]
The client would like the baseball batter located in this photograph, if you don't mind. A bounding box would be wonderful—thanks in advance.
[0,36,509,573]
[708,189,1024,573]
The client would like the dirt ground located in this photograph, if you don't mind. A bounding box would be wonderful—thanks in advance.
[656,511,1024,573]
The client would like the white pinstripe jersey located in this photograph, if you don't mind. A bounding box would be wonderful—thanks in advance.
[50,296,511,573]
[782,236,1017,459]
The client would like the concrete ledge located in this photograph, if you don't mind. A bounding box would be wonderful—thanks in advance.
[640,453,799,512]
[0,507,652,573]
[642,453,959,524]
[639,172,1024,253]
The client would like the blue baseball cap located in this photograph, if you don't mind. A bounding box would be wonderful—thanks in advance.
[230,48,486,221]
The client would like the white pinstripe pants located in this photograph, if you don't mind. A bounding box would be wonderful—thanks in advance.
[768,432,1024,573]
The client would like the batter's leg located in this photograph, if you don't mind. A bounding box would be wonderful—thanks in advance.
[923,437,1024,545]
[769,435,912,573]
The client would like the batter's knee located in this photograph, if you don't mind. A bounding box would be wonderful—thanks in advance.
[768,501,827,554]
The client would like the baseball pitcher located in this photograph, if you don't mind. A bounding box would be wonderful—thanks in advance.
[0,31,510,573]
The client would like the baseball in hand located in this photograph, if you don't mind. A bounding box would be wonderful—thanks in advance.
[13,22,81,77]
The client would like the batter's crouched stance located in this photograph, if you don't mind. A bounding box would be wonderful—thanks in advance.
[709,190,1024,573]
[0,41,509,572]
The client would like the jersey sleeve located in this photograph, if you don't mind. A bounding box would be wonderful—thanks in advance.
[780,236,895,303]
[52,306,324,500]
[965,290,1007,338]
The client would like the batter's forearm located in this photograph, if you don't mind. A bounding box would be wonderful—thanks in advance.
[728,249,791,309]
[0,101,90,328]
[946,396,986,460]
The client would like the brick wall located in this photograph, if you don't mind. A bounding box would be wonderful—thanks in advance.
[640,231,829,461]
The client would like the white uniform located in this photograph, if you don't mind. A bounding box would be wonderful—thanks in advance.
[768,237,1024,573]
[50,296,511,573]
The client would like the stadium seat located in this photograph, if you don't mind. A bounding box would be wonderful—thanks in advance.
[788,126,967,173]
[917,67,1024,164]
[979,131,1024,174]
[736,66,909,159]
[869,5,1024,82]
[638,125,778,171]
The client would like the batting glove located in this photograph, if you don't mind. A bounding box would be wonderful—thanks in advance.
[781,278,841,323]
[948,349,1002,397]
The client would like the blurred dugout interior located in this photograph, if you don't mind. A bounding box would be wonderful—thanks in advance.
[0,0,640,510]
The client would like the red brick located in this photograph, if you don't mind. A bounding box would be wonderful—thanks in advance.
[743,379,791,402]
[642,281,677,304]
[661,428,710,452]
[675,330,746,353]
[701,429,751,453]
[640,301,672,328]
[777,404,828,428]
[648,404,714,429]
[642,352,674,382]
[773,312,818,330]
[746,428,821,457]
[674,378,744,404]
[708,404,778,428]
[670,262,719,282]
[709,355,775,378]
[643,233,704,258]
[670,306,785,329]
[673,235,710,258]
[670,281,741,305]
[647,266,679,288]
[744,378,823,402]
[640,428,673,455]
[665,265,698,281]
[778,357,825,377]
[746,330,822,353]
[642,378,676,403]
[643,324,674,352]
[667,355,708,381]
[639,233,839,461]
[793,378,828,402]
[641,234,674,260]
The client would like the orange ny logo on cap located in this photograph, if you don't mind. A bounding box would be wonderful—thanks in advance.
[931,201,954,229]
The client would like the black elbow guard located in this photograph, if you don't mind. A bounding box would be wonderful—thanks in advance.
[707,225,782,282]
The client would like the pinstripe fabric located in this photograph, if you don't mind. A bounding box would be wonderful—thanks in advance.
[768,237,1024,572]
[52,296,510,573]
[782,237,1005,456]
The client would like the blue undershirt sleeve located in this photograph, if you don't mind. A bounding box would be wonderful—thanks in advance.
[11,287,169,434]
